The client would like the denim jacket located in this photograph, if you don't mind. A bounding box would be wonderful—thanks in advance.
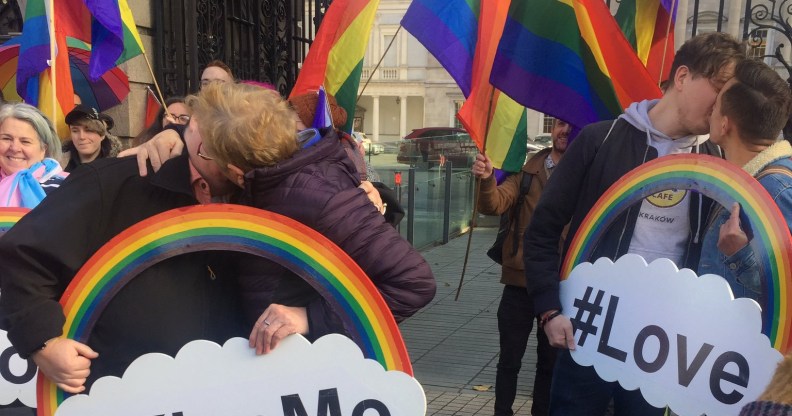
[698,140,792,301]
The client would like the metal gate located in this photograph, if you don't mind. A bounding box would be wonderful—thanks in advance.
[153,0,331,98]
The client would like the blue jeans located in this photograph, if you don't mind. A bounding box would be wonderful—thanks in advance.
[495,285,557,416]
[549,350,664,416]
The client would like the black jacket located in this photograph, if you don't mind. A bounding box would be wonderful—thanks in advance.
[524,119,722,315]
[0,155,246,389]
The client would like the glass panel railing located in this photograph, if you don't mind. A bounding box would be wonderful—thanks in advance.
[367,138,478,250]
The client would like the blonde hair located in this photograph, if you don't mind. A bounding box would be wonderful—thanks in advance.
[187,82,298,172]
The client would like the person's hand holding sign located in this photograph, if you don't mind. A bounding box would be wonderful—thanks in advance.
[718,203,750,257]
[32,338,98,393]
[542,310,577,350]
[250,304,310,355]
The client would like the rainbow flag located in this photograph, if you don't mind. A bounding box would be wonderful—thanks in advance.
[456,0,526,172]
[17,0,82,138]
[615,0,677,85]
[490,0,661,131]
[290,0,380,133]
[401,0,479,97]
[83,0,145,80]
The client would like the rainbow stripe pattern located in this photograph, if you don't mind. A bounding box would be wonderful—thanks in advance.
[16,0,82,138]
[290,0,380,133]
[401,0,479,97]
[82,0,145,80]
[561,154,792,352]
[490,0,661,130]
[616,0,677,84]
[403,0,527,172]
[37,204,411,415]
[454,0,527,172]
[0,207,29,235]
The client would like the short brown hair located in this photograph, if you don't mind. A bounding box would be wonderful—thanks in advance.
[187,82,298,172]
[73,118,108,137]
[721,59,792,145]
[204,60,234,80]
[665,32,744,91]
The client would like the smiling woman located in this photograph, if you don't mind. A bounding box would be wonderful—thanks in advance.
[61,105,121,172]
[0,103,68,208]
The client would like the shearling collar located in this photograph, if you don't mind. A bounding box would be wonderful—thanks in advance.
[743,140,792,177]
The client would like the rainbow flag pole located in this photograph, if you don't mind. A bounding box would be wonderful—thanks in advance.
[356,25,401,106]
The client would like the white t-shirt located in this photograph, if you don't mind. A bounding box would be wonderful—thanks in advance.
[627,134,702,266]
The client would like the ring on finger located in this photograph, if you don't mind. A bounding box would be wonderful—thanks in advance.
[263,319,271,326]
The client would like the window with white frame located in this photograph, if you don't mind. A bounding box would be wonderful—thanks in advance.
[748,29,768,61]
[454,101,464,128]
[383,34,398,68]
[542,115,555,133]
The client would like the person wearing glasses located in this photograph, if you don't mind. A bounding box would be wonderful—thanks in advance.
[0,105,248,394]
[200,60,234,90]
[61,105,121,172]
[128,82,434,351]
[133,97,213,203]
[134,97,190,146]
[0,82,434,395]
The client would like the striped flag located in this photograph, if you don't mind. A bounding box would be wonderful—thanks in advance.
[490,0,661,131]
[290,0,380,133]
[17,0,86,138]
[456,0,527,172]
[83,0,145,80]
[401,0,479,97]
[402,0,527,172]
[615,0,677,85]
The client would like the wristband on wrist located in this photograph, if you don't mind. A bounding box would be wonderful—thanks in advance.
[539,310,562,328]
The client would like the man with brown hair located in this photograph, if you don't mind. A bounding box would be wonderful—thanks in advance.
[473,118,570,416]
[524,32,745,415]
[200,59,234,89]
[699,58,792,302]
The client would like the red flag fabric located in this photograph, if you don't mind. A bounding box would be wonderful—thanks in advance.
[144,86,161,128]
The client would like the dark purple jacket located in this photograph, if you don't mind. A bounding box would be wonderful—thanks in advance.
[237,129,436,339]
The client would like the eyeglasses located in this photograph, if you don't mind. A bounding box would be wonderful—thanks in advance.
[200,79,227,88]
[171,114,191,125]
[197,142,213,160]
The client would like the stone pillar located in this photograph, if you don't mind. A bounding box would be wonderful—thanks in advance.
[399,95,407,139]
[372,95,380,143]
[727,0,744,40]
[674,0,689,47]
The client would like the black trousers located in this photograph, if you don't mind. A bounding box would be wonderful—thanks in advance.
[495,285,558,416]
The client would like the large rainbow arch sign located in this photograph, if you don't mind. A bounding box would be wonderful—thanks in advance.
[35,204,413,415]
[561,153,792,352]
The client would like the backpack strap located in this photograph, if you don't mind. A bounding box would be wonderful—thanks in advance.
[508,171,534,256]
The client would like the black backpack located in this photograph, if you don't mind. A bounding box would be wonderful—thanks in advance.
[486,172,534,264]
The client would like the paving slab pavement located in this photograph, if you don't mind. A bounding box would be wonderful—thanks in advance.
[402,227,539,416]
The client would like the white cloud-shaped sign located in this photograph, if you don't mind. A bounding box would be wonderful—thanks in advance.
[56,334,425,416]
[560,254,783,416]
[0,329,36,408]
